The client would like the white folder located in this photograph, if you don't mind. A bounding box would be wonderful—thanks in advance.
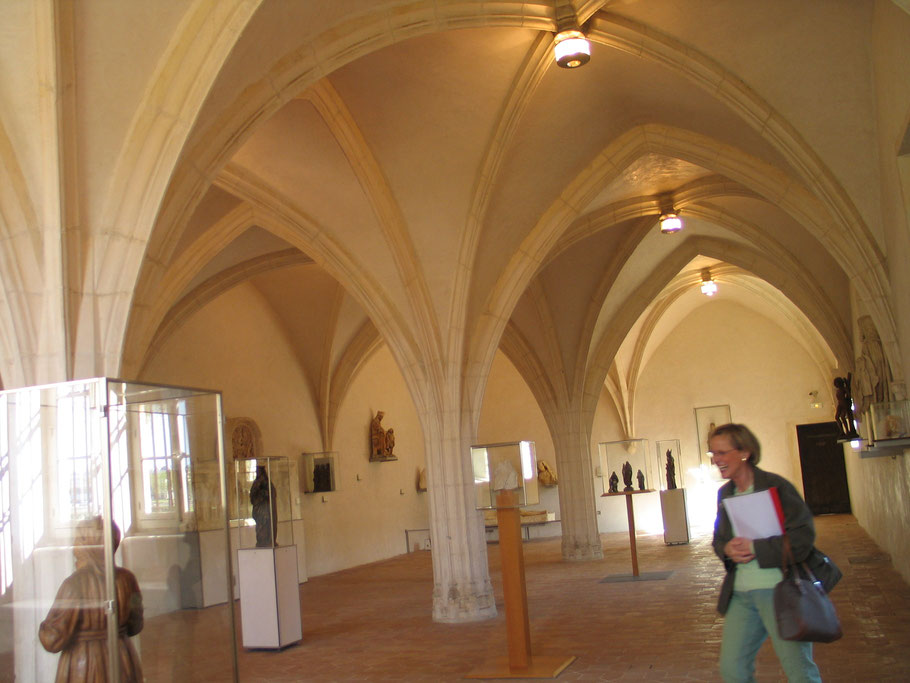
[722,487,784,539]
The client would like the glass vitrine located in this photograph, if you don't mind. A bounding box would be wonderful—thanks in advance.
[471,441,539,509]
[869,400,910,441]
[598,438,651,494]
[0,378,237,682]
[232,456,293,548]
[232,456,301,649]
[654,439,690,544]
[654,439,685,491]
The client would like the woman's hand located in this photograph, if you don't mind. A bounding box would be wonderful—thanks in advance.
[724,536,756,563]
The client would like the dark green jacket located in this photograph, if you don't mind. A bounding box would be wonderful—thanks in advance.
[712,466,816,614]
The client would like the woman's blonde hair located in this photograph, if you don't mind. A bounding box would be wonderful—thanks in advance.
[709,423,761,465]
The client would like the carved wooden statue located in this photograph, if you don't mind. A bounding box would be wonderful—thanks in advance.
[665,449,677,490]
[370,411,397,460]
[39,517,144,682]
[250,465,278,547]
[608,471,619,493]
[622,461,634,491]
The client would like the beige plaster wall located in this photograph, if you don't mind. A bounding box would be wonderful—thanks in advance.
[844,448,910,584]
[142,283,430,579]
[308,344,428,576]
[632,301,836,531]
[845,0,910,586]
[141,283,321,455]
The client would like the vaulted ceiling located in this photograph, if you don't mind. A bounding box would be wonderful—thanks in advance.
[120,1,888,446]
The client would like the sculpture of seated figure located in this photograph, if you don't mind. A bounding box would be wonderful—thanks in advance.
[608,471,619,493]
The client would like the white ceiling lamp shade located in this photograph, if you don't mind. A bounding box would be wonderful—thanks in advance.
[700,268,718,297]
[554,2,590,69]
[554,30,590,69]
[659,212,683,234]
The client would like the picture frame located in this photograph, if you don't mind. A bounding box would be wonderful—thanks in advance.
[694,404,732,464]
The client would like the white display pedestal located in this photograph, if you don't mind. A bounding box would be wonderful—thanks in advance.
[238,546,302,649]
[659,488,690,545]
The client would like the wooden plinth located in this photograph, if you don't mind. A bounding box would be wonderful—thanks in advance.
[496,489,531,669]
[467,489,574,679]
[601,489,654,577]
[465,654,577,679]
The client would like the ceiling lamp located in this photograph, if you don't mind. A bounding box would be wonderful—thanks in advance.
[554,30,590,68]
[700,268,718,297]
[659,211,683,234]
[554,3,590,69]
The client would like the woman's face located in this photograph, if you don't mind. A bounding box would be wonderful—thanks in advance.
[709,433,749,481]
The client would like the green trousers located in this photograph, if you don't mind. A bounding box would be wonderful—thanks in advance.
[720,589,822,682]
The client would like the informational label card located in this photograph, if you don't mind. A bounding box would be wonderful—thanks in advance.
[722,487,785,539]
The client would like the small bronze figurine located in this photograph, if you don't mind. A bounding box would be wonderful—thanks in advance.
[250,465,278,547]
[608,471,619,493]
[666,449,677,490]
[622,461,634,491]
[834,375,860,440]
[636,469,645,491]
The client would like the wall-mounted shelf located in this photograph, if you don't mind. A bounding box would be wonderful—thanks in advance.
[858,437,910,459]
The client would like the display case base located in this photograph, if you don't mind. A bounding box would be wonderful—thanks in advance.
[465,654,576,679]
[659,487,690,545]
[238,545,302,649]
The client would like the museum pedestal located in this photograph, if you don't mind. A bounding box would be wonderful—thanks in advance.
[659,488,690,545]
[238,545,302,649]
[601,490,655,577]
[466,488,575,679]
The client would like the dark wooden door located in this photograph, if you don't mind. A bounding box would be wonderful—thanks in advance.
[795,421,851,515]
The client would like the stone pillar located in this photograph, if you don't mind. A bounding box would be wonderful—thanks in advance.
[550,410,602,560]
[422,405,497,622]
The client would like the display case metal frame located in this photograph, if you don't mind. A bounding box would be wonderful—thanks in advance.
[0,377,238,682]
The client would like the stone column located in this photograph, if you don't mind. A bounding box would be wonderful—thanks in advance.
[421,404,497,622]
[550,409,602,560]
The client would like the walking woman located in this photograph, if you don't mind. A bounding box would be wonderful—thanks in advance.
[710,423,822,682]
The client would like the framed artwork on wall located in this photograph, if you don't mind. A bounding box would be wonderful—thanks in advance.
[694,404,732,464]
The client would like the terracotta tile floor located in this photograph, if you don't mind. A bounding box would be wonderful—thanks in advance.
[141,514,910,681]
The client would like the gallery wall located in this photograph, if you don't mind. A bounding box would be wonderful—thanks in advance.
[143,282,430,579]
[145,275,908,586]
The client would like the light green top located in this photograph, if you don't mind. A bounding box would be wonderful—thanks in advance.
[732,485,783,591]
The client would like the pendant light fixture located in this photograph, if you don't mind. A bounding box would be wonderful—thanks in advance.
[554,2,590,69]
[700,268,718,297]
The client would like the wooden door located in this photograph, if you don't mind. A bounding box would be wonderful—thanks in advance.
[795,421,851,515]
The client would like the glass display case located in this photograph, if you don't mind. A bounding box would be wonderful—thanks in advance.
[869,400,910,441]
[654,439,690,544]
[654,439,684,491]
[300,451,337,493]
[233,457,293,548]
[0,378,237,682]
[472,441,539,509]
[598,439,651,495]
[232,456,301,649]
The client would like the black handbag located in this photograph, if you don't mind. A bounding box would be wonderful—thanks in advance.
[774,537,843,643]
